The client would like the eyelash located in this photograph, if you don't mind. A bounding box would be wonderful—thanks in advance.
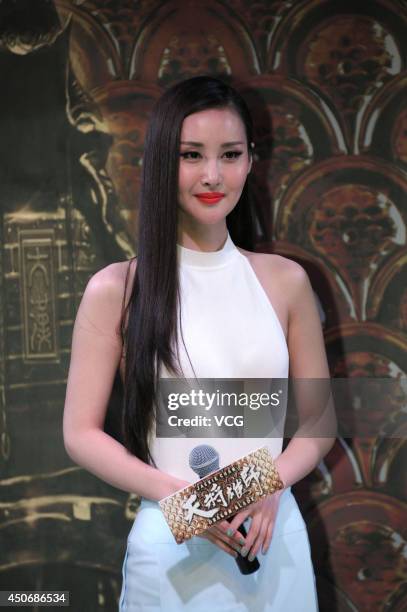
[180,151,243,161]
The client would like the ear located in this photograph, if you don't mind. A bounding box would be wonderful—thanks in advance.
[248,142,254,174]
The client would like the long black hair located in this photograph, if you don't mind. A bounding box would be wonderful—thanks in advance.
[120,75,256,465]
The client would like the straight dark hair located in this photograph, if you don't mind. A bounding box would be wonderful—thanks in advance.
[120,75,256,466]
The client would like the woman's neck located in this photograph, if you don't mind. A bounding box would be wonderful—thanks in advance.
[177,225,229,252]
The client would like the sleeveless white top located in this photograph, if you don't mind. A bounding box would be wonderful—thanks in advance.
[148,232,289,483]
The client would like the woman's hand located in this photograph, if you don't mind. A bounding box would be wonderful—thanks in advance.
[171,477,245,557]
[169,477,284,559]
[225,490,284,559]
[196,520,245,558]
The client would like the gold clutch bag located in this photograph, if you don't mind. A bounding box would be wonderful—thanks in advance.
[158,446,284,544]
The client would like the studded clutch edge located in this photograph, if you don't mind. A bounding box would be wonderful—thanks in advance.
[158,446,284,544]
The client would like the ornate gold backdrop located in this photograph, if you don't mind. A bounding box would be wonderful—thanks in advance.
[0,1,406,610]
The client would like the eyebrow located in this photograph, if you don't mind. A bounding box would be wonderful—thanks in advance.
[180,141,245,147]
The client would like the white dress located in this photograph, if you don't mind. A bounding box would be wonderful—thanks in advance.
[119,233,319,611]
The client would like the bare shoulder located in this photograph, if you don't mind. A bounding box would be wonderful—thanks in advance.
[237,247,307,287]
[236,247,312,328]
[85,258,136,303]
[76,259,137,339]
[89,258,136,286]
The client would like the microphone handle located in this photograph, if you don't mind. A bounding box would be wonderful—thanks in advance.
[226,515,260,575]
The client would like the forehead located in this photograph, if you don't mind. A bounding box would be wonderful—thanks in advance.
[180,108,246,140]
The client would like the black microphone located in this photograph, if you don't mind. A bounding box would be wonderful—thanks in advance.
[189,444,260,574]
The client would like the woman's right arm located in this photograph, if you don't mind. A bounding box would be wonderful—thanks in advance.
[63,263,244,557]
[62,262,187,501]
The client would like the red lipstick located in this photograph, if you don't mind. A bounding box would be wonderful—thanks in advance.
[195,192,225,205]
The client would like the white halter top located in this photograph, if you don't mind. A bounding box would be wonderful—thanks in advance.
[149,232,289,483]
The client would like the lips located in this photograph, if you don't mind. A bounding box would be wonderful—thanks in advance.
[195,192,225,205]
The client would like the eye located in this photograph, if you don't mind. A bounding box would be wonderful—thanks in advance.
[224,151,243,160]
[179,151,243,160]
[180,151,201,160]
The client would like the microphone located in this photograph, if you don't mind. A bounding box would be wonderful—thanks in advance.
[189,444,260,574]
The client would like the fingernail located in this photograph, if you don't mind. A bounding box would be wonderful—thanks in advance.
[262,547,268,555]
[240,547,248,556]
[239,537,245,545]
[226,528,234,537]
[248,553,255,562]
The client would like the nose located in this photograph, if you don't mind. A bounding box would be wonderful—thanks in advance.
[201,157,222,186]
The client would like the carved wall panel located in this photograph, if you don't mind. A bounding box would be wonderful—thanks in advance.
[0,0,405,610]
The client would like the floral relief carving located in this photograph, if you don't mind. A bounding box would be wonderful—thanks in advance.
[158,33,232,85]
[310,185,401,276]
[267,105,314,177]
[331,351,403,379]
[332,519,406,608]
[310,493,407,611]
[219,0,294,64]
[301,16,398,112]
[392,106,407,165]
[74,0,159,73]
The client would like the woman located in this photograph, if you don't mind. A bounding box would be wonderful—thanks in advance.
[63,75,335,611]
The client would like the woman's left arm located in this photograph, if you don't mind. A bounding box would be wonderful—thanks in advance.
[274,260,337,487]
[227,260,337,559]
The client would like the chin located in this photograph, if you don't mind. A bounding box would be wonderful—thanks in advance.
[180,204,237,226]
[195,212,233,226]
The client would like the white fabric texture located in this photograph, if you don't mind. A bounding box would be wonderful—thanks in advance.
[149,232,289,482]
[119,233,319,611]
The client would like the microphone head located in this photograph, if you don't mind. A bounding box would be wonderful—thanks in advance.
[189,444,219,478]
